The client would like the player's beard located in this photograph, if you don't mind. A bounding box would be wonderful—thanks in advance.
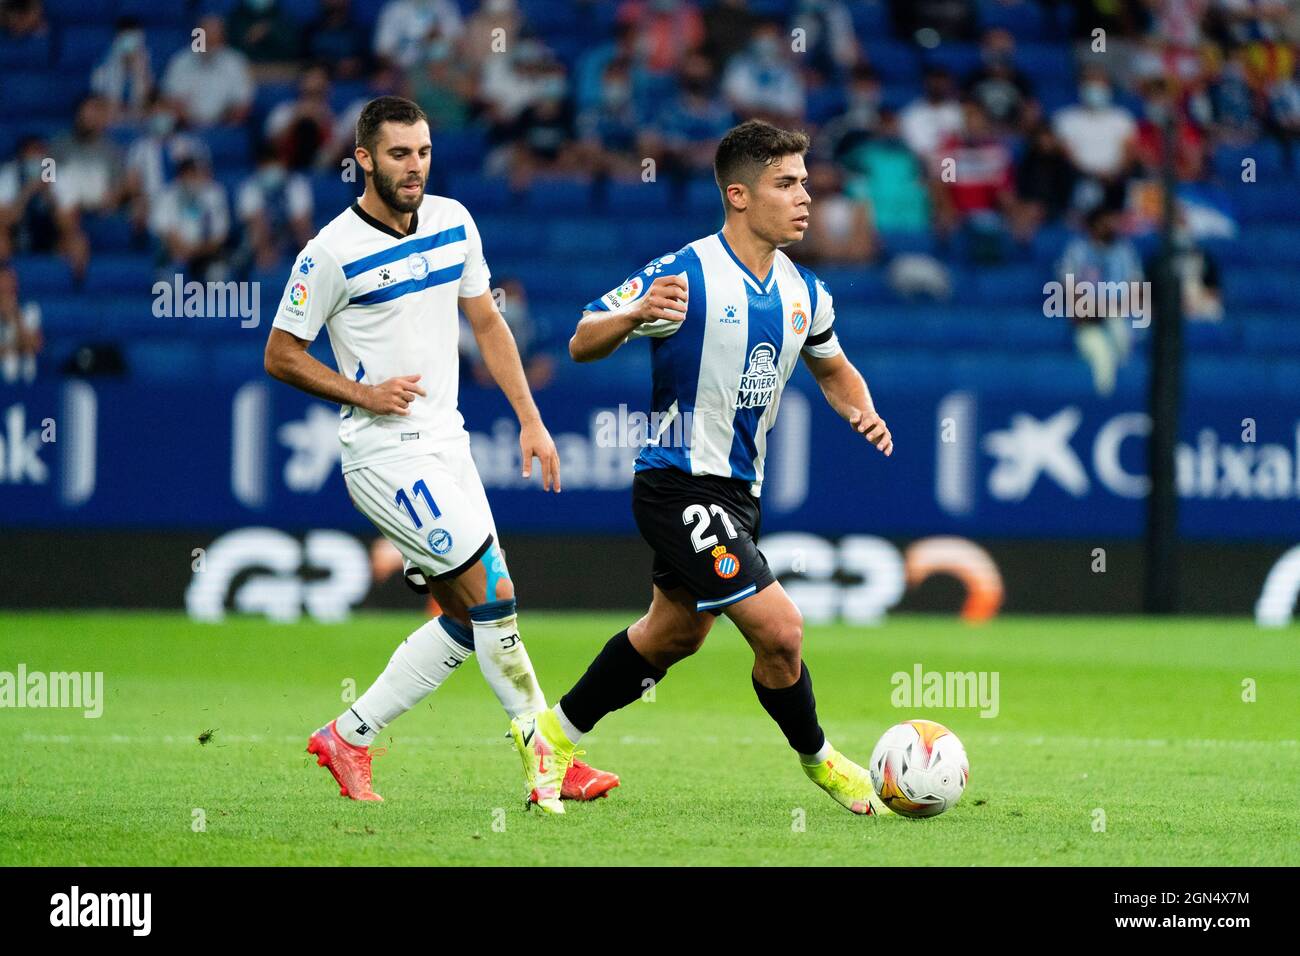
[371,166,424,215]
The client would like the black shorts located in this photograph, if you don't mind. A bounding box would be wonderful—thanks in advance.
[630,467,776,614]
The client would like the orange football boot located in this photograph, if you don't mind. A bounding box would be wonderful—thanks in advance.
[307,720,384,802]
[561,758,620,801]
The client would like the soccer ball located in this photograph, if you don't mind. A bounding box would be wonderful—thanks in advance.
[869,719,969,819]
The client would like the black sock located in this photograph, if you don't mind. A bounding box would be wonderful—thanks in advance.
[559,629,666,733]
[752,661,825,757]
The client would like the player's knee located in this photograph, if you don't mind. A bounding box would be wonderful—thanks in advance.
[762,613,804,662]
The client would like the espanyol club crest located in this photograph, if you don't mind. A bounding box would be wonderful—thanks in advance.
[712,545,740,579]
[408,253,429,280]
[426,528,453,555]
[790,301,808,334]
[735,342,778,409]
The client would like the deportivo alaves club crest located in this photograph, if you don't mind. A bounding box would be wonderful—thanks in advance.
[735,343,778,409]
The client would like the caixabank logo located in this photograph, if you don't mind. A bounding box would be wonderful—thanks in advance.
[0,381,97,507]
[935,390,1300,522]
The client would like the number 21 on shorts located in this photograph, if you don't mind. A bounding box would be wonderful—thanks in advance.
[682,503,738,552]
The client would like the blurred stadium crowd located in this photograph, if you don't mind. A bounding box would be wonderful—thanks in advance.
[1,0,1298,397]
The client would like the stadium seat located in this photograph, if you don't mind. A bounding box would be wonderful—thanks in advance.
[11,255,72,295]
[0,33,51,69]
[84,255,156,294]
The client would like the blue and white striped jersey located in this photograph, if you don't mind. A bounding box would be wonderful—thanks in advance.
[584,231,841,496]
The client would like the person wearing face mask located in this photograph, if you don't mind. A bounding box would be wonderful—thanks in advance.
[373,0,464,71]
[125,97,209,234]
[1057,204,1143,397]
[160,15,254,128]
[965,28,1034,131]
[900,67,964,163]
[90,16,154,124]
[149,157,231,283]
[265,64,338,171]
[722,20,806,126]
[654,53,736,177]
[1051,65,1139,185]
[236,142,315,274]
[576,59,646,179]
[0,136,60,262]
[228,0,302,63]
[615,0,704,76]
[817,65,884,160]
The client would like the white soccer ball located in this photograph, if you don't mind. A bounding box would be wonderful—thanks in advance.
[869,719,969,819]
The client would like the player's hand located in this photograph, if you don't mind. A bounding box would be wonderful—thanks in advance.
[520,419,561,492]
[850,408,893,457]
[364,374,426,416]
[631,275,688,326]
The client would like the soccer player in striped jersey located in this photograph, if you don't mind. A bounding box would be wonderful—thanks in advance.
[264,97,617,803]
[510,120,894,815]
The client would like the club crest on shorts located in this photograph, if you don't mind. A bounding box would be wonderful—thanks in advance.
[426,528,453,555]
[712,544,740,579]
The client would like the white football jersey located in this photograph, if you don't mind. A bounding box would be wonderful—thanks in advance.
[272,194,492,472]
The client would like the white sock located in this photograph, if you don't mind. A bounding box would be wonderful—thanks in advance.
[553,703,585,745]
[470,599,547,718]
[336,616,474,746]
[799,739,834,765]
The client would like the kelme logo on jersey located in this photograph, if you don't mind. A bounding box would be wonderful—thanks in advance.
[790,302,808,334]
[289,282,308,307]
[712,545,740,579]
[408,253,429,280]
[735,342,778,409]
[426,528,453,555]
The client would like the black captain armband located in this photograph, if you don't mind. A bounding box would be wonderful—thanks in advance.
[805,326,835,347]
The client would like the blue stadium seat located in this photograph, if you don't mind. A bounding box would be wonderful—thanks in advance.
[145,28,191,71]
[12,255,72,294]
[198,126,253,168]
[120,0,191,26]
[84,255,156,294]
[444,172,518,213]
[55,24,115,70]
[922,43,983,80]
[602,179,672,214]
[977,0,1048,41]
[1241,314,1300,354]
[0,73,86,119]
[862,41,921,83]
[280,0,323,25]
[126,340,207,384]
[42,0,117,25]
[523,177,594,213]
[0,33,51,69]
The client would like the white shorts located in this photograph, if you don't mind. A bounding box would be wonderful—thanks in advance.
[344,440,498,583]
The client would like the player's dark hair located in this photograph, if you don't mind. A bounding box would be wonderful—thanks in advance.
[713,120,810,212]
[355,96,428,156]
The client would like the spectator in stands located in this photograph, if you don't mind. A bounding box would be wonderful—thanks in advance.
[1133,76,1208,181]
[0,264,39,381]
[461,277,553,390]
[328,64,411,167]
[228,0,301,64]
[841,109,931,233]
[616,0,704,76]
[1057,205,1142,396]
[235,143,313,274]
[799,160,878,264]
[479,39,565,158]
[818,66,883,160]
[1266,62,1300,162]
[161,15,254,128]
[373,0,464,70]
[0,136,59,261]
[0,260,41,384]
[702,0,757,69]
[504,68,578,186]
[890,0,977,44]
[1170,217,1224,322]
[792,0,859,82]
[126,97,209,232]
[1208,47,1261,145]
[265,64,337,171]
[650,52,735,178]
[308,0,368,80]
[1052,65,1138,187]
[50,95,127,279]
[1014,121,1078,238]
[0,0,45,39]
[576,58,646,179]
[91,17,154,125]
[150,157,230,282]
[722,20,806,126]
[412,40,475,132]
[462,0,521,72]
[900,67,964,163]
[966,28,1034,132]
[931,100,1017,244]
[574,24,647,116]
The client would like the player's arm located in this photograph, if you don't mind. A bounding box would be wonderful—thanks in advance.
[569,274,688,362]
[802,350,893,457]
[459,289,560,491]
[264,327,425,416]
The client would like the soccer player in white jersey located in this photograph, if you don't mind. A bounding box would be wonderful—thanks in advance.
[510,120,894,815]
[264,97,618,803]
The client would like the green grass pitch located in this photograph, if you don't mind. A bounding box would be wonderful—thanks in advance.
[3,611,1297,866]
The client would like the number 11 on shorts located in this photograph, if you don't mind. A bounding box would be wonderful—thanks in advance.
[395,479,441,529]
